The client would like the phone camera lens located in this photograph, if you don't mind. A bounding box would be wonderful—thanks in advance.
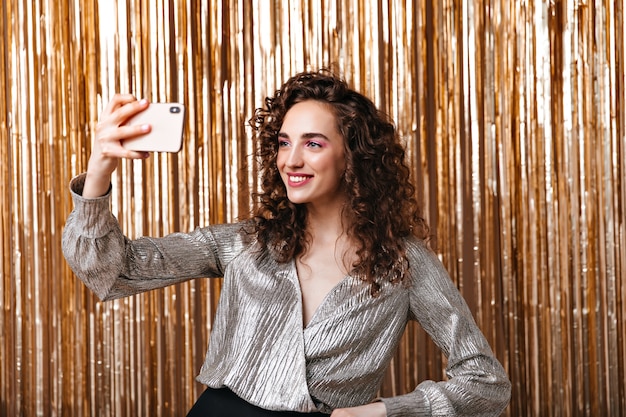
[170,106,181,114]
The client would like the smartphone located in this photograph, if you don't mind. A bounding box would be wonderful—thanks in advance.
[122,102,186,153]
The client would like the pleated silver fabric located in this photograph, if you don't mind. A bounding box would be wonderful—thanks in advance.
[62,173,511,416]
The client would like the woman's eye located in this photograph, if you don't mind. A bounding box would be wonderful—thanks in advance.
[278,140,290,147]
[306,141,322,148]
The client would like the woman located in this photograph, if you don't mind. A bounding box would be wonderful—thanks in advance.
[62,70,511,416]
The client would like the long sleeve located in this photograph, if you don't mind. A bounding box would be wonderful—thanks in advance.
[61,173,252,300]
[380,239,511,416]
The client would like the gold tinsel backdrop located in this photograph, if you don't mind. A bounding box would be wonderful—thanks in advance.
[0,0,624,416]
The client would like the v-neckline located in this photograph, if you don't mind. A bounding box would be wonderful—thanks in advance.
[289,259,352,329]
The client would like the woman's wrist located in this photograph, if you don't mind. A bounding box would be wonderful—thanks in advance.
[82,170,113,198]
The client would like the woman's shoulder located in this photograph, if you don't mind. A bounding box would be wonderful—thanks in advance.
[401,235,464,311]
[403,234,431,257]
[402,234,449,281]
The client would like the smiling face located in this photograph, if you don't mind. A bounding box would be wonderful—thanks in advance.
[277,100,347,210]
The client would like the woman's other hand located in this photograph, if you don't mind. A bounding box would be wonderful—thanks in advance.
[83,94,151,198]
[330,402,386,417]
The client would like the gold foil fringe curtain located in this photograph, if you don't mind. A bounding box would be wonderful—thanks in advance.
[0,1,624,416]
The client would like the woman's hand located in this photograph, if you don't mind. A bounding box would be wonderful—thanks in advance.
[330,402,386,417]
[83,94,152,198]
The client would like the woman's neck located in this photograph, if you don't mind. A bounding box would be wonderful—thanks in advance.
[299,201,357,275]
[304,200,348,240]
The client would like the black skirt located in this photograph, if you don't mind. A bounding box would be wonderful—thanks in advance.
[186,387,329,416]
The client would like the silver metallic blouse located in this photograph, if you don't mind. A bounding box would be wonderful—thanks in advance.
[62,174,511,416]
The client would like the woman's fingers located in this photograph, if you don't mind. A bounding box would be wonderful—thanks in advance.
[87,95,152,178]
[329,403,387,417]
[101,93,140,117]
[98,96,149,132]
[94,96,151,158]
[82,94,153,197]
[93,131,151,161]
[95,122,150,153]
[109,97,150,127]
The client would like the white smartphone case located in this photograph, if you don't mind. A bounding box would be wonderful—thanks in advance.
[122,102,186,153]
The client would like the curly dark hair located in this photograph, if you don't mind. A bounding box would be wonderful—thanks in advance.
[250,70,428,295]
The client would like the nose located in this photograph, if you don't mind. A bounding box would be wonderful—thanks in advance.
[285,145,304,168]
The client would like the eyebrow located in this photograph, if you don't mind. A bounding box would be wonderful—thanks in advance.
[277,131,331,141]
